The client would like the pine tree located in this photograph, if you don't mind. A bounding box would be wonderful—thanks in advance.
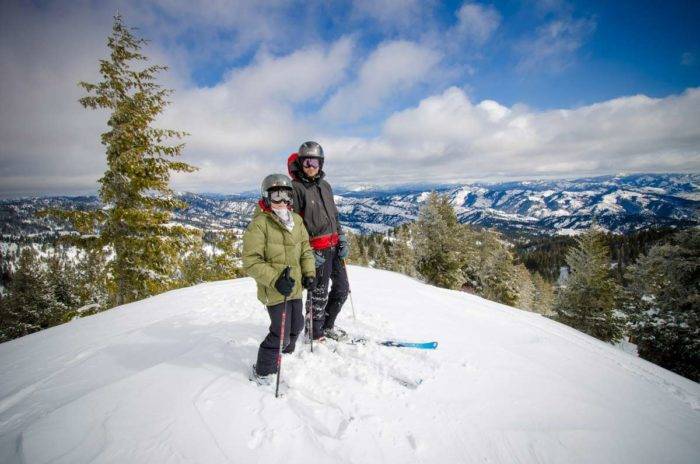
[554,228,624,342]
[180,242,210,285]
[623,229,699,381]
[0,248,59,342]
[531,272,555,316]
[45,249,80,322]
[48,15,198,305]
[385,225,417,277]
[209,231,242,281]
[478,232,519,306]
[413,193,467,289]
[513,264,536,311]
[71,248,111,317]
[346,232,368,265]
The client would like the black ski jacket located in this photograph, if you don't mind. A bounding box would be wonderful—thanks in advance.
[287,153,343,250]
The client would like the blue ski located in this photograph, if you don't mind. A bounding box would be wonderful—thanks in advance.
[379,340,438,349]
[346,337,438,350]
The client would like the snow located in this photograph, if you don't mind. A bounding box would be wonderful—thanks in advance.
[1,266,699,464]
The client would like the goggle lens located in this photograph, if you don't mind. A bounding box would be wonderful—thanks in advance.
[302,158,320,169]
[269,189,292,203]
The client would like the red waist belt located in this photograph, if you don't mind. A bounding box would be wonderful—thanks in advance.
[309,233,339,250]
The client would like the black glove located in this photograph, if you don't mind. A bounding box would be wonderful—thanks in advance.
[274,267,295,297]
[302,276,316,290]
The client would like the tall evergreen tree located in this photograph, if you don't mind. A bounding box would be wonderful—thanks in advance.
[554,228,624,342]
[45,249,80,321]
[413,193,467,290]
[180,242,210,285]
[478,232,520,306]
[513,264,536,311]
[346,232,369,266]
[209,231,242,281]
[0,248,59,342]
[623,229,699,381]
[71,248,110,318]
[531,272,555,316]
[385,226,417,277]
[52,15,198,305]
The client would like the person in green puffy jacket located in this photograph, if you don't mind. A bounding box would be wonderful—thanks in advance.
[243,174,316,380]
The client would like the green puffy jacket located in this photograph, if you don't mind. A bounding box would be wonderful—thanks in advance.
[242,202,316,306]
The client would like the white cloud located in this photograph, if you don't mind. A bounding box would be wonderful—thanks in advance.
[0,2,112,196]
[517,16,596,72]
[0,0,697,197]
[351,0,436,34]
[321,40,442,122]
[159,38,355,189]
[321,87,700,185]
[0,1,353,196]
[453,2,501,45]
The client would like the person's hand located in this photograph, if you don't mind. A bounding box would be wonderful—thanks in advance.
[302,276,316,290]
[314,250,325,268]
[274,267,295,297]
[337,235,349,260]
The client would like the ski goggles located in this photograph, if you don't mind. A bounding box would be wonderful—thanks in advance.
[302,158,321,169]
[269,189,292,204]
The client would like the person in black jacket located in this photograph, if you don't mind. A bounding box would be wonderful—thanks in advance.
[287,141,349,341]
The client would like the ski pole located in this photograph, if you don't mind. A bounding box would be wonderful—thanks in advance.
[305,289,314,353]
[275,267,291,398]
[342,260,357,320]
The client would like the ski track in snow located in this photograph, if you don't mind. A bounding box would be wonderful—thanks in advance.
[0,267,699,463]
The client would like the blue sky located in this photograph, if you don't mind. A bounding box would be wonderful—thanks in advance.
[0,0,698,196]
[182,0,700,108]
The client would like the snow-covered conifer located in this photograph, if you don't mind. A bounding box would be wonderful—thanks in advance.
[623,229,699,381]
[0,248,59,341]
[48,15,199,305]
[414,193,467,290]
[554,228,624,342]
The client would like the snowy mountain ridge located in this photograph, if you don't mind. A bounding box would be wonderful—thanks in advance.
[1,173,698,237]
[0,266,698,463]
[335,173,700,234]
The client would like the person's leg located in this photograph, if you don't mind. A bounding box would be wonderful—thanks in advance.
[283,299,304,353]
[323,248,349,330]
[255,301,287,375]
[310,248,333,339]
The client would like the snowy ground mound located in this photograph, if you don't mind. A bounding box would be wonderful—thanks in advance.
[1,266,699,463]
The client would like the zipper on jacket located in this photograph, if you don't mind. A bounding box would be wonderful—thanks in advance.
[316,183,334,231]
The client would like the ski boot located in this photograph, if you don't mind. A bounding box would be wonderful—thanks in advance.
[323,326,348,341]
[249,364,273,386]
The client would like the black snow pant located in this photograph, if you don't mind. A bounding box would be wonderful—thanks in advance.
[308,246,349,339]
[256,299,304,376]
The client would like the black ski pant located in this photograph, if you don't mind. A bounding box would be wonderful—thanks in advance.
[256,299,304,376]
[308,246,349,339]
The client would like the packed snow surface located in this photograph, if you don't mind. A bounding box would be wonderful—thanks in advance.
[1,267,699,463]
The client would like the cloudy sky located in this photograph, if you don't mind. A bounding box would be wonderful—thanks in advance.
[1,0,699,197]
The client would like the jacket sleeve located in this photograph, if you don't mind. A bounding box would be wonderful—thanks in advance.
[242,219,279,288]
[328,183,344,236]
[291,183,304,216]
[299,222,316,277]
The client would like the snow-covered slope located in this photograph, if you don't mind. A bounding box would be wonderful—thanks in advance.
[1,267,698,463]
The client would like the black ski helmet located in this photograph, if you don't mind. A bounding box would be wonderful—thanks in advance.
[298,141,324,160]
[260,173,293,201]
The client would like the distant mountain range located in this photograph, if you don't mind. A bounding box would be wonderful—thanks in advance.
[337,173,700,234]
[1,173,697,239]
